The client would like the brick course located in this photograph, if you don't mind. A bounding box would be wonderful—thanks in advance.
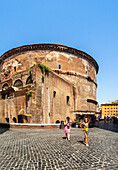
[0,44,98,124]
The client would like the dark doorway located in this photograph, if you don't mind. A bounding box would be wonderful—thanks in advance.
[18,115,23,123]
[5,118,9,123]
[13,117,17,123]
[56,120,60,123]
[18,115,28,123]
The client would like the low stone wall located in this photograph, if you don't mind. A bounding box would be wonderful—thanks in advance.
[0,123,60,129]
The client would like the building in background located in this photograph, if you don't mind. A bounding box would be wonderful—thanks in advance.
[95,103,102,118]
[0,43,99,124]
[101,100,118,118]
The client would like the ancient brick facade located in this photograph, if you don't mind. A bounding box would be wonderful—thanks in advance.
[0,44,99,124]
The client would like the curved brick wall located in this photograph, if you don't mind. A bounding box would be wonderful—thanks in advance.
[0,44,98,82]
[0,44,99,123]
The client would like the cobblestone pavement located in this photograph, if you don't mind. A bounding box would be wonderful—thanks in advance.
[0,124,118,170]
[95,120,118,133]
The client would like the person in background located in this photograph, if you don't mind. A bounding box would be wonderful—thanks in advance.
[64,117,71,142]
[104,116,106,123]
[106,116,109,123]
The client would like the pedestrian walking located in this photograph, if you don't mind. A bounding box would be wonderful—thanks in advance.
[64,117,71,141]
[80,117,89,146]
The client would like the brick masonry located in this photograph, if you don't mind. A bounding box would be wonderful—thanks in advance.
[0,44,99,124]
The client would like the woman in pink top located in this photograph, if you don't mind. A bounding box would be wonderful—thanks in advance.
[64,117,70,141]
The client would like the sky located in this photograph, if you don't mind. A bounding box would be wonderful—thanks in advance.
[0,0,118,104]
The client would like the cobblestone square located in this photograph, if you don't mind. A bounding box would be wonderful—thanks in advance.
[0,122,118,170]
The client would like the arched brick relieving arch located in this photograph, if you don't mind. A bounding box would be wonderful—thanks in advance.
[26,75,33,85]
[2,83,9,89]
[13,79,23,87]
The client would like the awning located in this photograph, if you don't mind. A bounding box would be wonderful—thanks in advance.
[87,99,98,105]
[24,113,32,117]
[18,113,32,117]
[74,111,96,115]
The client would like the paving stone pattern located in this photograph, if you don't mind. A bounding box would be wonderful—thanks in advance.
[0,125,118,170]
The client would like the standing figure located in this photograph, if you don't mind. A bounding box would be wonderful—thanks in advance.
[80,117,89,146]
[106,116,109,123]
[104,116,106,123]
[64,117,70,141]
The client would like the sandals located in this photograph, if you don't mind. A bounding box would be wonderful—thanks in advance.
[83,141,89,146]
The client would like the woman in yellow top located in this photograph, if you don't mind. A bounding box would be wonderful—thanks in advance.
[80,117,89,146]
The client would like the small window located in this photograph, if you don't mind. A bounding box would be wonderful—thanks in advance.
[14,67,16,72]
[67,96,70,104]
[59,64,61,69]
[5,73,8,78]
[53,91,56,98]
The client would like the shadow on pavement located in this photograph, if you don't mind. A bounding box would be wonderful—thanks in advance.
[95,120,118,133]
[62,137,66,139]
[78,140,85,145]
[0,123,10,134]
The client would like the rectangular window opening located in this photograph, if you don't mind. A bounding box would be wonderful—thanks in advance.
[53,91,56,98]
[59,64,61,69]
[14,67,16,72]
[67,96,70,104]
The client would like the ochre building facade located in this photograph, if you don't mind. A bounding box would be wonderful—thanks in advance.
[101,102,118,118]
[0,44,99,124]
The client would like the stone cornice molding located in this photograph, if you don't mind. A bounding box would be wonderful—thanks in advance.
[0,43,99,73]
[53,69,97,87]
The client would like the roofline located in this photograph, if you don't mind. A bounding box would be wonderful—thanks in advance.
[101,103,118,106]
[74,110,96,113]
[0,43,99,74]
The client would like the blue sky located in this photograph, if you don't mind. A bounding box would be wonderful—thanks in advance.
[0,0,118,104]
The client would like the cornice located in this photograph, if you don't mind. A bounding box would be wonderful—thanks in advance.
[0,43,99,73]
[53,69,97,87]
